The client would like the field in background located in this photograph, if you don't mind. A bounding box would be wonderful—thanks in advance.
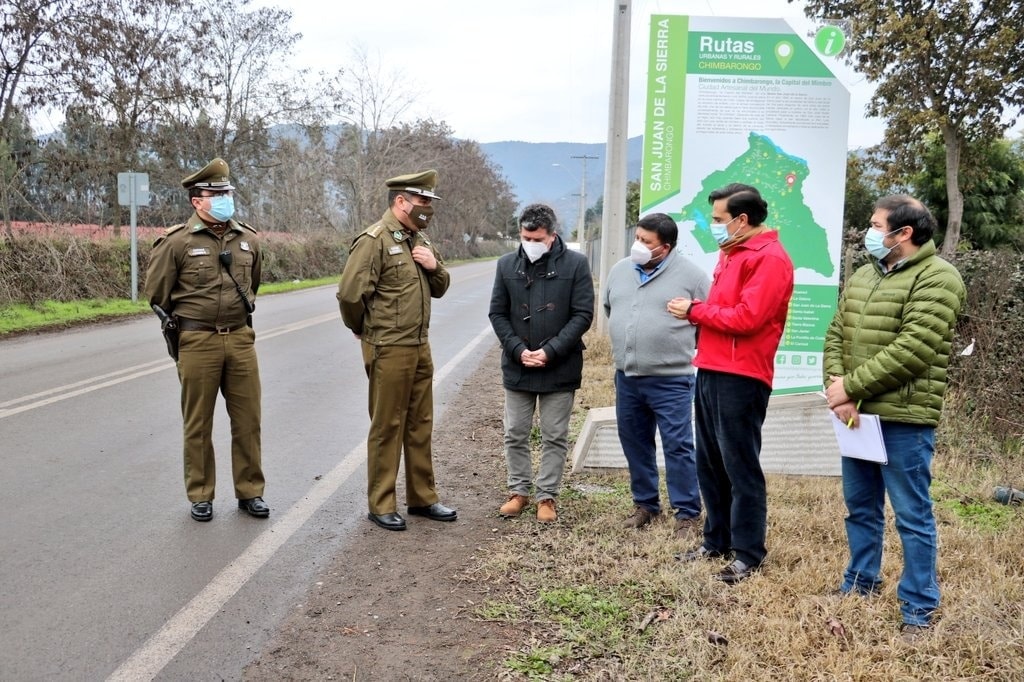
[473,331,1024,680]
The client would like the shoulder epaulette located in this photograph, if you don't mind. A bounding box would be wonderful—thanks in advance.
[235,220,259,234]
[154,223,186,245]
[365,222,387,238]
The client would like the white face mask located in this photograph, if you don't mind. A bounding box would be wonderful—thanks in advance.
[630,241,652,265]
[630,240,665,265]
[521,239,549,263]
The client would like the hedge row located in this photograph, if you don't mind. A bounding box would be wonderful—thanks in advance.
[0,232,511,305]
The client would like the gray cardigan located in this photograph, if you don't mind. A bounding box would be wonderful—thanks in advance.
[603,249,710,377]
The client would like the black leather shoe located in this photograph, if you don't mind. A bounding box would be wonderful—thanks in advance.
[191,501,213,522]
[674,545,725,562]
[368,512,407,531]
[238,497,270,518]
[716,559,756,585]
[407,502,458,522]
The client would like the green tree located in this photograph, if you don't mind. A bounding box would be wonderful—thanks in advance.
[914,133,1024,250]
[795,0,1024,256]
[625,179,640,227]
[843,151,878,237]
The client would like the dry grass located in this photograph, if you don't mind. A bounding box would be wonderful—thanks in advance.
[474,330,1024,681]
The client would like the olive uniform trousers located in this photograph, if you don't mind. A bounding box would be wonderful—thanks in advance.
[361,341,440,514]
[177,327,265,502]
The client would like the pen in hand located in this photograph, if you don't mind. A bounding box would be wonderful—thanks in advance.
[847,400,862,428]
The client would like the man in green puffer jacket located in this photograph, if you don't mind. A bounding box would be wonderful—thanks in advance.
[823,194,966,642]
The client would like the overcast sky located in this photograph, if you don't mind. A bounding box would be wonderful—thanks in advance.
[259,0,885,148]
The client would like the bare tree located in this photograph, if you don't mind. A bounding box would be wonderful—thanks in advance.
[38,0,204,227]
[0,0,95,235]
[189,0,323,205]
[322,46,423,232]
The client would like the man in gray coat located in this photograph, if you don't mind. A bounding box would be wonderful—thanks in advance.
[604,212,710,541]
[489,204,594,523]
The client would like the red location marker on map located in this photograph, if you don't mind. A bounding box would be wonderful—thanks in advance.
[785,173,796,186]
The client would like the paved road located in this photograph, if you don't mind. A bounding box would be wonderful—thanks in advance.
[0,259,499,680]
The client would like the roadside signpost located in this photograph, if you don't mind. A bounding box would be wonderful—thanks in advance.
[117,172,150,303]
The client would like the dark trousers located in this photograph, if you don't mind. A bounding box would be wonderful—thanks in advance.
[694,370,770,567]
[361,341,440,514]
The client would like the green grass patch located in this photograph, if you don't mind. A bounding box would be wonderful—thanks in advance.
[945,499,1018,530]
[474,599,520,622]
[932,479,1019,531]
[504,644,573,679]
[259,276,337,294]
[536,587,631,658]
[0,277,337,336]
[0,299,150,334]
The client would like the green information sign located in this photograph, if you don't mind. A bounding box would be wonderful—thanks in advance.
[641,16,850,395]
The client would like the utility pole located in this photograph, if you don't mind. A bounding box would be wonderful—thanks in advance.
[597,0,630,335]
[570,154,598,247]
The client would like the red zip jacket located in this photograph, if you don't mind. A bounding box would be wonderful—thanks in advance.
[689,230,794,388]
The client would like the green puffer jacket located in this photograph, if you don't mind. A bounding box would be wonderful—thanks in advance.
[823,240,966,426]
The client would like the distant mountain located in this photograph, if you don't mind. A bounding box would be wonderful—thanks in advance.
[481,136,643,231]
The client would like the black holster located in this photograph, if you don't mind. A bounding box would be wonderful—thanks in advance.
[151,304,180,361]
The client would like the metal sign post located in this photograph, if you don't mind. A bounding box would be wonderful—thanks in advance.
[117,172,150,302]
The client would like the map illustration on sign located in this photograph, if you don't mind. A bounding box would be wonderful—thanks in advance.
[677,132,834,277]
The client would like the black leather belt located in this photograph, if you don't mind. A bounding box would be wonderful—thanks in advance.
[177,318,243,334]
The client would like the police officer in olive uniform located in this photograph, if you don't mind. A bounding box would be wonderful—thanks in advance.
[145,158,269,522]
[337,169,457,531]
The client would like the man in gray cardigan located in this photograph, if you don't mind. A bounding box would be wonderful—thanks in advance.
[603,212,710,540]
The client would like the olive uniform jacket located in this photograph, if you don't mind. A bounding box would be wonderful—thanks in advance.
[823,240,966,427]
[145,213,260,328]
[337,209,450,346]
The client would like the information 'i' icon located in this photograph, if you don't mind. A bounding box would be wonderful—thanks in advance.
[814,25,847,57]
[774,41,793,69]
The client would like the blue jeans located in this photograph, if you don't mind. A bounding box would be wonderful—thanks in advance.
[615,371,700,519]
[694,370,770,567]
[841,422,939,627]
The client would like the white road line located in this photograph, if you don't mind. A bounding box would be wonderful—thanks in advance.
[0,358,170,409]
[105,325,496,682]
[0,313,338,420]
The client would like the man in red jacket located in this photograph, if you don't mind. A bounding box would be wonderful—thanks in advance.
[667,183,794,584]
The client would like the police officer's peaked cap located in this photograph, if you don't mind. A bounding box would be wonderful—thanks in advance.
[385,169,441,200]
[181,157,235,191]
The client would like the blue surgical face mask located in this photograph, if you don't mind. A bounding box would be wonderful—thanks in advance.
[207,194,235,222]
[710,216,737,245]
[864,226,902,260]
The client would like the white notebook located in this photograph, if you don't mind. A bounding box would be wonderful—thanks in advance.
[830,412,888,464]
